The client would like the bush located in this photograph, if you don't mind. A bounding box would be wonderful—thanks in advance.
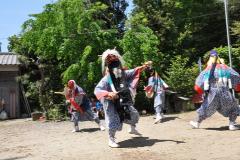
[165,55,199,97]
[48,104,67,121]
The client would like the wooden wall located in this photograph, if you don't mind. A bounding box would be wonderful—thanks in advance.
[0,71,20,118]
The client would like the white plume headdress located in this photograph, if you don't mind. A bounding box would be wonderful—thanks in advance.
[101,49,124,74]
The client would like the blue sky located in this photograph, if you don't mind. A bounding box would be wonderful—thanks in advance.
[0,0,58,52]
[0,0,133,52]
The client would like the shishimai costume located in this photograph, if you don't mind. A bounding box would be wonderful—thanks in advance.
[94,49,146,148]
[190,50,240,130]
[145,69,169,123]
[65,80,105,132]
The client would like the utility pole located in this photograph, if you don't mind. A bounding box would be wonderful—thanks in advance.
[224,0,232,68]
[0,42,2,52]
[224,0,235,98]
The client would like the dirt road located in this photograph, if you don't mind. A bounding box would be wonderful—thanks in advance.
[0,111,240,160]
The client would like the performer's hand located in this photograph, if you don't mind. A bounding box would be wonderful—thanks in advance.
[110,92,119,100]
[204,90,209,98]
[106,92,119,100]
[144,85,152,91]
[142,61,153,71]
[139,64,148,72]
[65,100,70,103]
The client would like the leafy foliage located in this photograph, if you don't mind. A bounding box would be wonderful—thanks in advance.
[131,0,240,67]
[7,0,240,114]
[121,25,162,69]
[8,0,128,115]
[203,46,240,72]
[165,56,199,97]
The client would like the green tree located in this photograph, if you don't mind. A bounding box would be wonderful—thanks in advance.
[120,25,162,69]
[8,0,129,115]
[131,0,240,67]
[165,55,199,97]
[203,46,240,71]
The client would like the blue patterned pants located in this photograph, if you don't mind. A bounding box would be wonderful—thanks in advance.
[196,86,238,122]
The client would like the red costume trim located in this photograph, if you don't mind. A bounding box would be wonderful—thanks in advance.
[194,85,204,94]
[69,98,83,114]
[235,84,240,92]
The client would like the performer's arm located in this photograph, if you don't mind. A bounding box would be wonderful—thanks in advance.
[160,78,169,89]
[194,70,207,94]
[64,86,71,100]
[94,77,111,100]
[69,98,84,114]
[144,77,154,92]
[227,66,240,92]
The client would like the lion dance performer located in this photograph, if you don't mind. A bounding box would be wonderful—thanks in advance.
[94,49,147,147]
[190,50,240,130]
[65,80,105,132]
[144,68,169,124]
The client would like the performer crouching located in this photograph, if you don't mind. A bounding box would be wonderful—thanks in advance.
[94,49,147,148]
[65,80,105,132]
[190,50,240,130]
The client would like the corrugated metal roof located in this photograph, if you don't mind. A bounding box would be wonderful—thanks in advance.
[0,52,21,65]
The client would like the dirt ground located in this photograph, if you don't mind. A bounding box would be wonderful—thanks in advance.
[0,111,240,160]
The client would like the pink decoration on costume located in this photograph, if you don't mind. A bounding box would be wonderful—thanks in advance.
[95,90,110,100]
[130,68,141,89]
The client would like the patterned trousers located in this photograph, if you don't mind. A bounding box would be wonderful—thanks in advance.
[196,86,238,122]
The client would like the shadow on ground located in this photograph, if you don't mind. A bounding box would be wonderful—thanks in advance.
[118,136,185,148]
[0,156,28,160]
[161,116,180,123]
[80,127,100,132]
[205,126,229,131]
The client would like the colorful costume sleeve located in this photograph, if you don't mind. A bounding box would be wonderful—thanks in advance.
[94,76,111,100]
[124,67,142,89]
[226,65,240,91]
[76,86,85,95]
[64,87,71,100]
[194,64,240,93]
[160,78,169,89]
[144,76,154,92]
[145,76,169,92]
[194,70,207,94]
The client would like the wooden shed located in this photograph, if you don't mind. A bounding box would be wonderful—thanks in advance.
[0,52,21,118]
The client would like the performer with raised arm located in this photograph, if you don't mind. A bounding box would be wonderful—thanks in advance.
[94,49,147,148]
[65,80,105,132]
[144,68,169,124]
[190,50,240,130]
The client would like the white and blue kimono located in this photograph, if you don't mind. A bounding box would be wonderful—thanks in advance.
[194,63,240,122]
[146,76,169,114]
[94,68,141,136]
